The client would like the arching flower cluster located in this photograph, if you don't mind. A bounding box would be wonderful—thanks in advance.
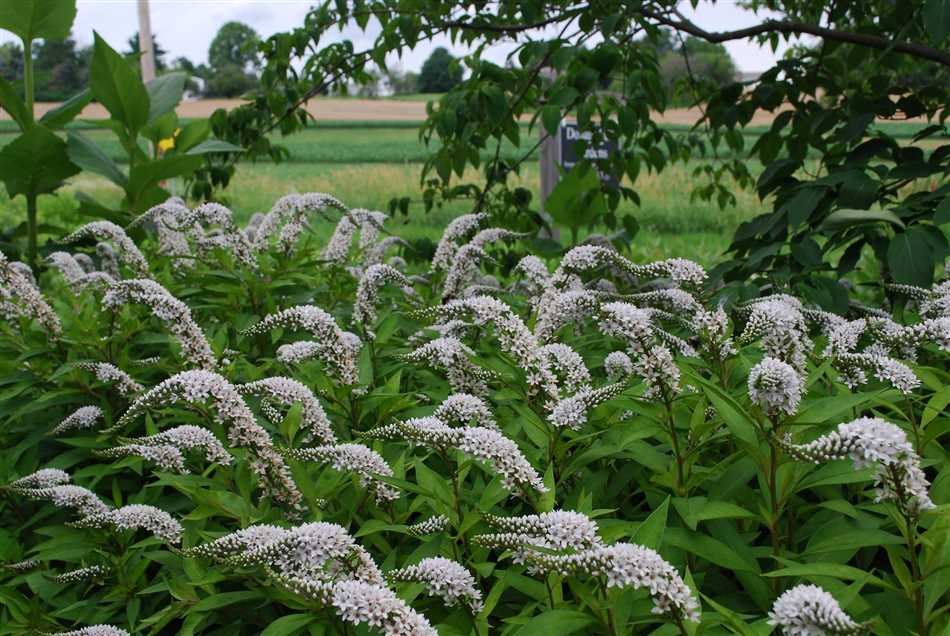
[47,251,114,292]
[432,393,498,430]
[250,192,347,252]
[283,444,399,503]
[63,221,150,277]
[781,417,934,515]
[551,245,706,290]
[366,417,547,496]
[116,370,304,511]
[768,584,865,635]
[406,336,493,395]
[739,296,813,371]
[102,279,217,369]
[387,557,483,612]
[159,201,257,268]
[76,362,143,397]
[431,213,485,271]
[104,425,233,473]
[474,510,603,561]
[354,264,414,333]
[598,302,681,399]
[50,405,103,436]
[539,342,592,395]
[0,251,62,338]
[72,504,183,544]
[242,305,360,384]
[237,377,337,444]
[548,383,626,430]
[748,357,804,417]
[322,209,389,264]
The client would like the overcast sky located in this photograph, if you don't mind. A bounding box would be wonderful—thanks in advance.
[1,0,800,73]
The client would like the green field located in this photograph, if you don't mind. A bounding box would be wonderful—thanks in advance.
[0,117,930,266]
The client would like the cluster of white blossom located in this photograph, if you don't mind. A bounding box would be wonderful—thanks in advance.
[48,625,130,636]
[99,443,188,473]
[322,209,389,264]
[598,303,680,398]
[433,393,498,429]
[692,305,736,359]
[433,296,559,401]
[117,370,303,510]
[604,350,634,380]
[102,279,216,369]
[354,264,413,331]
[0,251,62,338]
[131,198,192,267]
[366,417,547,496]
[548,383,625,430]
[740,297,813,371]
[406,336,492,395]
[475,510,603,558]
[782,417,934,515]
[72,504,183,544]
[533,289,603,342]
[387,557,483,612]
[748,357,804,417]
[527,542,700,622]
[125,425,233,465]
[834,353,920,394]
[16,484,109,517]
[513,254,553,299]
[50,405,103,436]
[364,236,410,268]
[63,221,150,277]
[7,468,71,490]
[49,564,109,583]
[284,444,399,503]
[47,251,90,291]
[441,244,492,300]
[238,377,336,444]
[768,584,865,635]
[406,515,449,536]
[249,192,346,252]
[97,243,121,279]
[540,342,592,394]
[170,202,257,268]
[242,305,360,384]
[551,246,706,290]
[3,559,40,572]
[76,362,142,397]
[431,213,485,271]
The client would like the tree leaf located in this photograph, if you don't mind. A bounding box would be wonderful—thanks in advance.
[888,227,934,287]
[0,124,78,199]
[67,130,127,187]
[544,162,605,232]
[0,0,75,43]
[260,614,315,636]
[146,72,186,123]
[127,154,203,201]
[512,610,597,636]
[822,208,905,231]
[185,139,244,155]
[90,31,150,136]
[934,195,950,225]
[0,76,30,129]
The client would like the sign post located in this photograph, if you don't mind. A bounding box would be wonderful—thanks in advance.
[539,121,619,214]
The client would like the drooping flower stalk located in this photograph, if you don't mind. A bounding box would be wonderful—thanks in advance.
[406,336,493,395]
[768,584,865,635]
[0,251,62,338]
[6,468,71,490]
[47,626,130,636]
[50,405,103,436]
[548,383,625,430]
[76,362,142,397]
[533,289,603,342]
[48,564,109,583]
[354,264,413,335]
[433,393,498,430]
[387,557,483,612]
[283,444,399,503]
[431,213,485,271]
[407,515,449,536]
[540,342,592,395]
[102,279,217,370]
[242,305,360,385]
[72,504,183,544]
[116,370,304,511]
[238,377,337,444]
[15,484,110,517]
[63,221,150,277]
[124,425,232,465]
[252,192,347,252]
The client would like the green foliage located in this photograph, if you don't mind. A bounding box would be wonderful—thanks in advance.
[1,195,949,635]
[208,21,260,72]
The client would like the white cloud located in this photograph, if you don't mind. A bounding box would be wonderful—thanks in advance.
[0,0,800,73]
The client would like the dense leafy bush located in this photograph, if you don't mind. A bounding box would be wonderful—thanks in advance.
[1,195,949,635]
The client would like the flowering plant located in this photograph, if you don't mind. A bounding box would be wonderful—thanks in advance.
[1,194,948,635]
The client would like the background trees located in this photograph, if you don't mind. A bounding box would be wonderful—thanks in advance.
[417,46,463,93]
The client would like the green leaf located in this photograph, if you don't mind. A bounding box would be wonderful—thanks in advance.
[127,154,203,201]
[189,590,263,612]
[0,76,30,129]
[805,528,904,556]
[67,130,127,187]
[185,139,244,155]
[0,0,75,42]
[146,72,186,122]
[665,528,758,572]
[0,124,78,199]
[512,610,597,636]
[923,0,950,43]
[888,227,935,287]
[545,162,605,232]
[765,559,893,590]
[260,614,316,636]
[784,187,825,228]
[631,496,668,549]
[90,31,149,136]
[173,119,211,153]
[934,195,950,225]
[38,88,91,129]
[822,208,905,231]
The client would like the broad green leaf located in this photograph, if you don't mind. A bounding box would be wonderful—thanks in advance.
[38,88,91,129]
[146,72,186,122]
[0,76,30,129]
[67,130,127,187]
[765,559,893,590]
[822,208,905,231]
[631,496,668,549]
[0,0,76,42]
[888,227,934,287]
[698,379,759,447]
[90,31,149,136]
[0,124,78,198]
[189,590,263,612]
[805,528,904,556]
[935,195,950,225]
[127,154,203,201]
[673,497,756,531]
[512,609,597,636]
[261,614,316,636]
[544,162,605,232]
[665,528,758,572]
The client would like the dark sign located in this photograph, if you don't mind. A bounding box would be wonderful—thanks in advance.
[558,122,620,189]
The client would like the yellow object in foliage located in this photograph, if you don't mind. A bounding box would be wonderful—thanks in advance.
[158,128,182,153]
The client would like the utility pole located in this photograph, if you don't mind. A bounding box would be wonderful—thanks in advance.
[137,0,156,83]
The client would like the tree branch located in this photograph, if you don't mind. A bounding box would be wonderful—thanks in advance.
[640,9,950,68]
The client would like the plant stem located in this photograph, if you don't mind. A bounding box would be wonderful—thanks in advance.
[665,399,686,495]
[22,40,34,123]
[26,193,38,272]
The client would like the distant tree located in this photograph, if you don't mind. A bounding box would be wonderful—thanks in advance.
[33,37,83,100]
[417,47,462,93]
[386,67,418,94]
[126,31,168,71]
[203,63,257,98]
[0,42,23,82]
[208,22,260,72]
